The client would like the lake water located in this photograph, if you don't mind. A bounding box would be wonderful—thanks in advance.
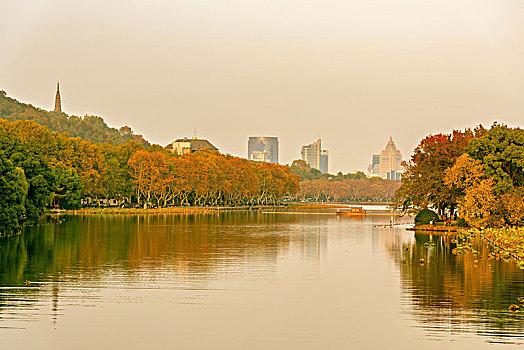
[1,211,523,349]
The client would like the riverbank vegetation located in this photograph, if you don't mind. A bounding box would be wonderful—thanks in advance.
[127,149,299,207]
[395,123,524,228]
[289,159,400,202]
[396,123,524,269]
[66,206,278,215]
[0,117,299,236]
[453,227,524,263]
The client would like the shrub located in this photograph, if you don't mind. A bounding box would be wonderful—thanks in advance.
[414,209,439,225]
[456,218,469,227]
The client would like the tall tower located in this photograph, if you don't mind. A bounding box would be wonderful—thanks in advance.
[301,139,328,173]
[378,136,402,177]
[54,82,62,113]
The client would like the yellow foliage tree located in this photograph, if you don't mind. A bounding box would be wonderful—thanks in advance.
[501,192,524,226]
[460,179,503,227]
[444,154,484,191]
[446,154,524,227]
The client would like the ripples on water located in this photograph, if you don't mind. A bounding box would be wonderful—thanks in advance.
[0,211,523,349]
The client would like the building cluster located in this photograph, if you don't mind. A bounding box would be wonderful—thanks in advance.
[167,134,331,175]
[166,135,402,181]
[52,83,402,178]
[300,139,329,174]
[247,137,329,174]
[368,137,403,180]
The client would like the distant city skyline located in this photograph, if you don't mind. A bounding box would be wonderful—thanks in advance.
[301,139,328,174]
[2,0,523,172]
[247,136,279,164]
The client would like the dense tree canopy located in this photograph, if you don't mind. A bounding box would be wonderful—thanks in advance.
[295,178,399,203]
[289,159,397,203]
[396,123,524,227]
[128,149,299,207]
[394,127,485,214]
[0,151,28,235]
[289,159,368,181]
[0,118,300,235]
[0,90,149,146]
[467,124,524,195]
[444,125,524,227]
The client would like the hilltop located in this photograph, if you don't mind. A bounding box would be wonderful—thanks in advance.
[0,90,149,146]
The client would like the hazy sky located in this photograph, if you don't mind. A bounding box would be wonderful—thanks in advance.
[1,0,523,173]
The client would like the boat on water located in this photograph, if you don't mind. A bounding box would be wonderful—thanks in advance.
[336,207,366,216]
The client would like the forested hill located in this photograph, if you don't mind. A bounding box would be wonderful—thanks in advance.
[0,90,149,147]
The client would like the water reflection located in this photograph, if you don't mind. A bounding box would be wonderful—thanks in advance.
[383,228,524,344]
[0,213,523,348]
[0,213,328,326]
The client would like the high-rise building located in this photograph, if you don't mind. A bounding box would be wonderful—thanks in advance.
[320,150,329,174]
[248,137,279,163]
[369,154,380,174]
[379,137,402,175]
[301,139,329,173]
[54,82,62,113]
[369,137,402,180]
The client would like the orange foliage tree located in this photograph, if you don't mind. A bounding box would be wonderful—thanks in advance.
[127,149,299,206]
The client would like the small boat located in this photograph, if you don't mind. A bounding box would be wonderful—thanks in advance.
[336,207,366,215]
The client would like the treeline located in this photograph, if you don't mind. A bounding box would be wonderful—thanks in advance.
[0,119,299,235]
[0,119,140,235]
[288,159,399,202]
[128,149,299,207]
[0,91,149,146]
[295,178,400,202]
[395,123,524,227]
[289,159,368,181]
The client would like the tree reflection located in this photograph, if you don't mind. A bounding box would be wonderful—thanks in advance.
[382,228,524,343]
[0,213,327,323]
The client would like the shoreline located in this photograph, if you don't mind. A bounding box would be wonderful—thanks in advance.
[51,202,395,216]
[51,205,288,215]
[407,225,462,233]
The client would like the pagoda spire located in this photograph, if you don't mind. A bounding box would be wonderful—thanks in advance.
[54,82,62,113]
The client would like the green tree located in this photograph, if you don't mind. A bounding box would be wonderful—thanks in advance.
[0,91,150,147]
[0,152,28,235]
[467,124,524,195]
[53,165,83,209]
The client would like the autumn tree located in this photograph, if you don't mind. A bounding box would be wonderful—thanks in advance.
[394,129,479,214]
[444,125,524,227]
[467,124,524,194]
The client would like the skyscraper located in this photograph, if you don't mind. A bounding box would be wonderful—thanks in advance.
[369,137,402,179]
[248,137,279,163]
[379,137,402,175]
[369,154,380,174]
[54,82,62,113]
[301,139,329,173]
[320,150,329,174]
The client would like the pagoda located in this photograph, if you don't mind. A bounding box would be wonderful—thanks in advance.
[54,82,62,113]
